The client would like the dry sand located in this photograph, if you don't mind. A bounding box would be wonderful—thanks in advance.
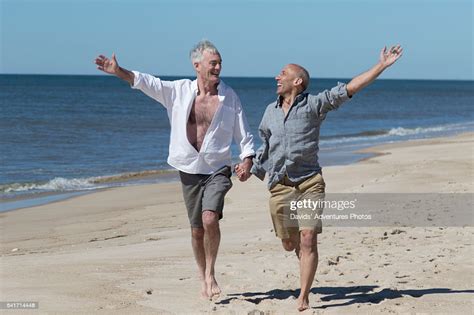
[1,133,473,314]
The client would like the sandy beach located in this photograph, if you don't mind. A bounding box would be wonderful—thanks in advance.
[1,132,473,314]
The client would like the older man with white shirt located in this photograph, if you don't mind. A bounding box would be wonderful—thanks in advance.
[94,40,255,299]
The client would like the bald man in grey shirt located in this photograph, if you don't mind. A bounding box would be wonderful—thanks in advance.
[236,45,403,311]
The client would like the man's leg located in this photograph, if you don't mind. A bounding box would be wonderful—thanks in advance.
[191,227,207,298]
[202,210,221,298]
[297,229,318,311]
[281,232,301,258]
[200,167,232,298]
[180,171,209,298]
[293,173,325,310]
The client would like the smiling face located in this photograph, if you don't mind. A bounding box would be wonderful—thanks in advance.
[275,64,302,96]
[194,50,222,86]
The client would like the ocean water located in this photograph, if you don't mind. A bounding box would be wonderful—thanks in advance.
[1,75,473,205]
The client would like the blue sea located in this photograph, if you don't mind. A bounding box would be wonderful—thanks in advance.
[1,75,473,210]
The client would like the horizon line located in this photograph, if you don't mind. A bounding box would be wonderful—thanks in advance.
[0,73,472,82]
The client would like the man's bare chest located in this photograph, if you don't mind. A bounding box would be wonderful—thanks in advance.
[189,96,220,127]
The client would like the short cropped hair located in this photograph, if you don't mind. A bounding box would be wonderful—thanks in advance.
[296,65,310,92]
[190,40,220,63]
[288,64,310,92]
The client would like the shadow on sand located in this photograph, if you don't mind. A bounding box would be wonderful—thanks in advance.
[216,285,474,309]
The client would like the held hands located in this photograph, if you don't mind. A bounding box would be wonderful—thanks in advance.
[379,45,403,68]
[95,53,120,75]
[234,158,253,182]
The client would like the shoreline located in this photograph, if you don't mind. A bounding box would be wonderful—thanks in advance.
[1,131,473,314]
[2,130,472,213]
[0,170,180,213]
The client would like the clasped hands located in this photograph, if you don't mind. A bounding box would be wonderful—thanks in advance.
[234,157,253,182]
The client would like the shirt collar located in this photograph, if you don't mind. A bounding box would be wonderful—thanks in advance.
[275,92,307,108]
[191,79,226,102]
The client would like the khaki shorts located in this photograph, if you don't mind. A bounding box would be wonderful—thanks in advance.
[269,173,326,239]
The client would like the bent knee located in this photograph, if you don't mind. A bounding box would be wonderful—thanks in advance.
[281,239,296,251]
[202,210,219,227]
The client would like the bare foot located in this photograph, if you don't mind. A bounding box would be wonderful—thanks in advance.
[206,276,221,299]
[297,296,310,312]
[200,281,208,299]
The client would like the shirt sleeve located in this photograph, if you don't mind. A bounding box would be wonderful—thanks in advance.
[310,82,351,119]
[232,94,256,161]
[131,71,176,110]
[250,111,270,181]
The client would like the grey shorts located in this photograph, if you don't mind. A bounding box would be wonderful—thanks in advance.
[179,166,233,228]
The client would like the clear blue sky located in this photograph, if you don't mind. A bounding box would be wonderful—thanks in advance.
[1,0,472,80]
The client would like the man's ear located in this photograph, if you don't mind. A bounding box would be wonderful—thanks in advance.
[294,77,303,87]
[193,61,200,72]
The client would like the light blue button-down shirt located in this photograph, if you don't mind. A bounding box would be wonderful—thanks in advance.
[251,82,351,189]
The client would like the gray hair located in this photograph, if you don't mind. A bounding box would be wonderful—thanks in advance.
[190,40,220,63]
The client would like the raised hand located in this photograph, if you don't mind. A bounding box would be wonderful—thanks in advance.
[95,53,119,75]
[380,45,403,68]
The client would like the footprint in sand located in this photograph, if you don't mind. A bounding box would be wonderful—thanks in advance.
[378,263,392,268]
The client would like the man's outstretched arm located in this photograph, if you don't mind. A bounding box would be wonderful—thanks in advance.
[346,45,403,97]
[95,54,176,109]
[95,53,134,85]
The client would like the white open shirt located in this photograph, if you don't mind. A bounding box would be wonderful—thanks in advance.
[132,71,255,175]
